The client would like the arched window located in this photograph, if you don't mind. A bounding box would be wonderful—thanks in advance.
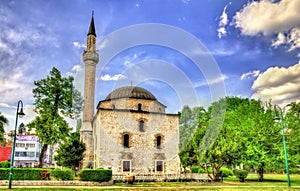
[156,136,162,149]
[112,104,115,110]
[138,103,142,111]
[123,134,129,148]
[139,120,144,132]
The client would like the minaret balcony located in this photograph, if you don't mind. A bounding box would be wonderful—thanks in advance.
[83,50,99,64]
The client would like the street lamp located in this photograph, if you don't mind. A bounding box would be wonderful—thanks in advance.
[273,105,291,187]
[8,100,25,189]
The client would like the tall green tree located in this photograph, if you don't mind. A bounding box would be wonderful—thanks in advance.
[0,112,8,142]
[235,100,282,181]
[179,97,282,182]
[179,106,207,151]
[28,67,82,167]
[285,102,300,169]
[54,131,85,172]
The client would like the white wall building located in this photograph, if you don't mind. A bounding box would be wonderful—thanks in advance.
[14,135,40,167]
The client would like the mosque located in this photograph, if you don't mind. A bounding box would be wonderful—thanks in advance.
[80,14,180,174]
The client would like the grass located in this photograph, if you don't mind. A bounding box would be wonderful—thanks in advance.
[0,174,299,191]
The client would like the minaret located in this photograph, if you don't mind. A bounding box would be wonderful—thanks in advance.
[80,12,99,169]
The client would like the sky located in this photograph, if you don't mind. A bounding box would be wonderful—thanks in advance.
[0,0,299,132]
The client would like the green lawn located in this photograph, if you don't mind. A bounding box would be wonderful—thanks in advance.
[0,174,299,191]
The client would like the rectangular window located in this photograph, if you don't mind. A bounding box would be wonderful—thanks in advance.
[29,152,35,157]
[156,160,164,172]
[26,143,35,148]
[123,160,131,172]
[16,143,25,147]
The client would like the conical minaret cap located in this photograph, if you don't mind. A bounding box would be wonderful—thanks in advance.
[87,11,96,37]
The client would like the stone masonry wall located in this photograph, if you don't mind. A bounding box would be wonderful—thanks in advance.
[93,98,180,175]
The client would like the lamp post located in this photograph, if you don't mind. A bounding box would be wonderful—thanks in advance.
[8,100,25,189]
[274,106,291,187]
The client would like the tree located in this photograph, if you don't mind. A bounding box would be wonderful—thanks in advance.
[179,106,207,151]
[54,131,85,172]
[0,112,8,142]
[179,97,282,182]
[285,102,300,169]
[191,97,242,181]
[235,100,282,181]
[18,123,26,135]
[28,67,82,167]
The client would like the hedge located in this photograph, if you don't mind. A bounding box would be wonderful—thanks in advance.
[80,169,112,181]
[0,161,10,168]
[0,168,47,180]
[51,168,74,180]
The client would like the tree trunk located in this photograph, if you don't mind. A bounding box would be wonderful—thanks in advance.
[257,162,264,182]
[39,144,48,168]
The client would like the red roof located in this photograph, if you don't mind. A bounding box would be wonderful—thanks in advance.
[0,146,12,162]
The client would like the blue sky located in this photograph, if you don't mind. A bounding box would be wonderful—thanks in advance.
[0,0,299,131]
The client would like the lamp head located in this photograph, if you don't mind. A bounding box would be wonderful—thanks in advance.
[273,115,280,122]
[18,108,25,118]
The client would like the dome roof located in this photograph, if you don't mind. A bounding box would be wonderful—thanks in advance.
[105,86,156,100]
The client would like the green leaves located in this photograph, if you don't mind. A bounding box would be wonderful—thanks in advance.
[32,67,82,119]
[0,112,8,142]
[54,131,86,169]
[179,97,289,181]
[28,67,83,167]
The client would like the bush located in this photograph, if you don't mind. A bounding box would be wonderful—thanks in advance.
[190,166,199,173]
[289,168,300,174]
[80,169,112,182]
[220,167,233,177]
[51,168,74,180]
[0,161,10,168]
[0,168,47,180]
[198,168,205,173]
[233,169,248,182]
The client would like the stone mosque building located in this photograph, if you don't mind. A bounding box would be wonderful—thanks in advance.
[80,14,180,174]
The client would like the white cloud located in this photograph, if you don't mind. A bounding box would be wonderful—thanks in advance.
[217,2,231,38]
[251,60,300,105]
[72,65,83,72]
[73,41,86,49]
[194,74,228,88]
[272,32,287,47]
[240,70,260,80]
[234,0,300,51]
[100,74,127,81]
[0,103,13,108]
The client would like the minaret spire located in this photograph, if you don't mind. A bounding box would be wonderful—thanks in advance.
[86,11,97,51]
[88,11,96,37]
[80,12,99,169]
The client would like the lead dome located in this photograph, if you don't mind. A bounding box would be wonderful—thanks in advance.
[105,86,157,100]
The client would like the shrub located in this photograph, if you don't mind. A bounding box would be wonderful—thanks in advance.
[289,168,300,174]
[233,169,248,182]
[80,169,112,181]
[51,168,74,180]
[0,161,10,168]
[190,166,199,173]
[0,168,46,180]
[220,167,233,177]
[198,168,205,173]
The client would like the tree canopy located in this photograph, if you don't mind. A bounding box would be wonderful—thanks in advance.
[54,131,85,170]
[285,102,300,168]
[179,97,284,181]
[28,67,82,167]
[0,112,8,142]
